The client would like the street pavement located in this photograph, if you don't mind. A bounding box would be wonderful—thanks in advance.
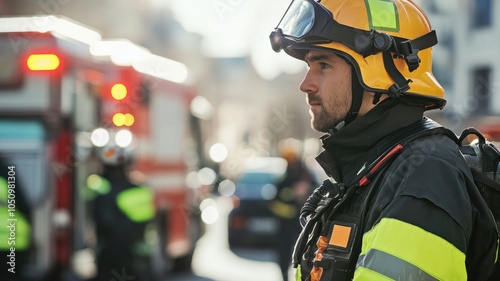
[168,197,287,281]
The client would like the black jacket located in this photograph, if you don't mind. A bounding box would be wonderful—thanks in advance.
[298,100,498,280]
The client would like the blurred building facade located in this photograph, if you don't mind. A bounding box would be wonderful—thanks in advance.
[418,0,500,133]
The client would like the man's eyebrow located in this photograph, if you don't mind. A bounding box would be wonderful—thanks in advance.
[305,54,332,63]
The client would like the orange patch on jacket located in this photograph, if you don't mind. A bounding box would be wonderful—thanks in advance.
[329,224,351,248]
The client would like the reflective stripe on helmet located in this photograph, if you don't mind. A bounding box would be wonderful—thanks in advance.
[365,0,399,31]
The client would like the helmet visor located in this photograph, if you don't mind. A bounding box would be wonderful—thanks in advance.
[270,0,339,53]
[278,0,315,39]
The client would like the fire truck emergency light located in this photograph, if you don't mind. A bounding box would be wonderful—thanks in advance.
[112,113,135,127]
[111,83,127,100]
[26,53,60,71]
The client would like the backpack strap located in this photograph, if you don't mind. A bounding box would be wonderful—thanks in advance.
[456,128,500,279]
[458,128,500,177]
[352,117,456,187]
[456,128,500,245]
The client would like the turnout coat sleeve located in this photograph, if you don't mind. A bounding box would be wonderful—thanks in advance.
[353,135,497,280]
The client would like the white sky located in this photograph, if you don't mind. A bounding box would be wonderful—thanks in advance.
[167,0,305,80]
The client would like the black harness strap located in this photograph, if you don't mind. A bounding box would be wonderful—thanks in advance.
[383,51,411,98]
[344,65,365,125]
[391,30,438,56]
[382,31,438,97]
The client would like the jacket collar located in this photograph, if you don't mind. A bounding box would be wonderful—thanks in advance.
[316,99,425,184]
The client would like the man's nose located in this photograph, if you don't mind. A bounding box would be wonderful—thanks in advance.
[299,70,317,94]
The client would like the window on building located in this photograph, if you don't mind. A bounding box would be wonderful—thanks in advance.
[471,0,492,28]
[471,67,492,115]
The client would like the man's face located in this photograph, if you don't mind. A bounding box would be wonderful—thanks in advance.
[300,50,352,133]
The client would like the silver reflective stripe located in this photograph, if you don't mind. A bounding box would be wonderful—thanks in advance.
[356,249,438,281]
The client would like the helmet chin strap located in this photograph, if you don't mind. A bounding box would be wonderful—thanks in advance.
[343,66,364,126]
[327,65,363,134]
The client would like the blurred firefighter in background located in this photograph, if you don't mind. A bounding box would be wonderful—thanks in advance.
[0,158,32,281]
[270,138,316,281]
[86,129,156,281]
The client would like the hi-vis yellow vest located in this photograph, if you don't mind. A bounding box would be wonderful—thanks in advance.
[86,174,155,223]
[116,186,155,222]
[0,177,31,250]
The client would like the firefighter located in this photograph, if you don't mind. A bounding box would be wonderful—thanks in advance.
[269,0,498,280]
[270,138,315,281]
[88,129,155,281]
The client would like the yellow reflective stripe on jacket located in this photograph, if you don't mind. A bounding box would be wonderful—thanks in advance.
[116,186,155,222]
[295,264,302,281]
[354,217,466,281]
[353,267,394,281]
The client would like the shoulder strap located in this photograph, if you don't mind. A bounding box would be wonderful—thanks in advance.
[376,117,455,152]
[457,128,500,194]
[352,117,456,187]
[458,128,500,174]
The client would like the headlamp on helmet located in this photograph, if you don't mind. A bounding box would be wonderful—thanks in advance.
[91,128,136,166]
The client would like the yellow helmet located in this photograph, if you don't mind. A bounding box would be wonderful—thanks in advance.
[270,0,445,110]
[278,138,302,163]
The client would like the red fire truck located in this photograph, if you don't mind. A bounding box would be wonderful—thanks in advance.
[90,39,207,273]
[0,16,205,280]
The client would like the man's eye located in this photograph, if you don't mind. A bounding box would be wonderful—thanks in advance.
[319,62,330,69]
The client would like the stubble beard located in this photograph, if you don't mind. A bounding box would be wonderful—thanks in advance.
[307,77,352,133]
[310,107,338,133]
[309,95,351,133]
